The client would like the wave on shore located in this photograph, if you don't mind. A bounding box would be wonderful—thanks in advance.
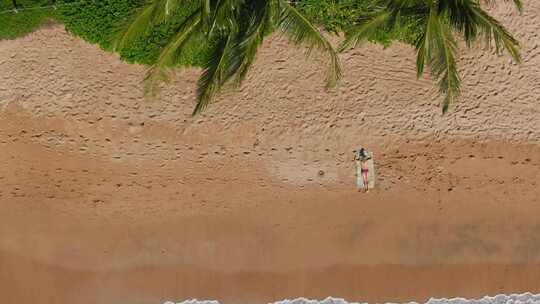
[164,293,540,304]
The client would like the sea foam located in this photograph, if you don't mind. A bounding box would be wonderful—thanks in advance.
[164,293,540,304]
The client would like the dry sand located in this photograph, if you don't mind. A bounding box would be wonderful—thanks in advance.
[0,2,539,303]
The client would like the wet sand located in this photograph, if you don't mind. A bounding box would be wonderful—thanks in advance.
[1,2,540,303]
[3,251,540,304]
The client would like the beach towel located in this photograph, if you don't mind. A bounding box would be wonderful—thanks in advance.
[366,156,375,189]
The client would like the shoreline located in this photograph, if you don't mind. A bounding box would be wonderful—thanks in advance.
[3,250,540,304]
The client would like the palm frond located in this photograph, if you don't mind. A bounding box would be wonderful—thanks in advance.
[191,0,275,114]
[437,24,460,113]
[113,3,156,51]
[230,1,274,85]
[113,0,186,51]
[164,0,182,17]
[193,33,233,115]
[441,0,479,45]
[415,32,428,77]
[339,11,390,51]
[151,0,183,23]
[415,1,437,78]
[468,3,521,62]
[144,8,202,97]
[425,8,461,113]
[208,0,244,35]
[199,0,211,31]
[278,0,342,88]
[442,0,521,60]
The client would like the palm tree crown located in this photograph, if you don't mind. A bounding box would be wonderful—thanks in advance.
[114,0,342,115]
[340,0,522,113]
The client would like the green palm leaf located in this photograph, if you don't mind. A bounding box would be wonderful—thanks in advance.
[278,0,342,88]
[425,7,461,113]
[232,1,274,85]
[150,0,183,23]
[207,0,243,34]
[144,8,203,97]
[113,3,156,51]
[467,3,521,62]
[113,0,186,51]
[434,24,460,113]
[339,11,390,51]
[193,33,234,115]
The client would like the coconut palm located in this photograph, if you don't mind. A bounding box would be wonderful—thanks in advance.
[340,0,522,113]
[114,0,342,115]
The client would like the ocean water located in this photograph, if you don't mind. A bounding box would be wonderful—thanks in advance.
[164,293,540,304]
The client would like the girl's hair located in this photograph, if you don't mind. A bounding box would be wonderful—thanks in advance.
[354,148,371,160]
[359,148,370,159]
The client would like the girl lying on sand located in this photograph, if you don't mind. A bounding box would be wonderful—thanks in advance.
[354,148,373,193]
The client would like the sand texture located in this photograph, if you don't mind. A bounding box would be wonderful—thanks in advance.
[0,2,539,304]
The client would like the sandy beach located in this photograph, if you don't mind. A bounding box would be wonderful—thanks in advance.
[0,2,539,303]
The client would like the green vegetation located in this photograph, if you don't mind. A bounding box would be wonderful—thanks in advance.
[0,0,430,62]
[299,0,370,34]
[1,0,209,66]
[297,0,421,46]
[0,0,57,39]
[1,0,411,62]
[57,0,141,50]
[57,0,210,66]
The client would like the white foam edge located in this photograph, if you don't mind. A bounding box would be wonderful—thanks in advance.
[164,293,540,304]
